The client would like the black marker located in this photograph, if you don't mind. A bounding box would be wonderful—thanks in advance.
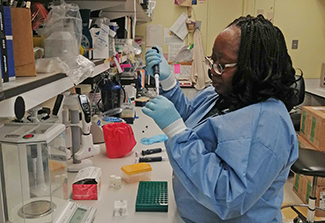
[135,156,167,163]
[141,148,164,156]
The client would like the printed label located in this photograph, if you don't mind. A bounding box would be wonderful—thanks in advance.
[294,174,300,192]
[301,111,306,133]
[310,117,316,142]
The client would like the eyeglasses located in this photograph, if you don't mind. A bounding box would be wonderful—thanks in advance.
[205,56,237,76]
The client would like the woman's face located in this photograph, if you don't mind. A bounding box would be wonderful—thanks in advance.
[210,26,241,96]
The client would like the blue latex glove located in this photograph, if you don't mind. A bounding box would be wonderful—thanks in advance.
[145,46,171,81]
[142,95,181,130]
[140,134,168,145]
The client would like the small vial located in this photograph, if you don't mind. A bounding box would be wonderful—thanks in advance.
[110,175,116,188]
[114,176,121,189]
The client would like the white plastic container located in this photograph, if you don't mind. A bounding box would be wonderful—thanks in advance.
[121,163,152,184]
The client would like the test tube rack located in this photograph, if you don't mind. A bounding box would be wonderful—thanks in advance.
[135,181,168,212]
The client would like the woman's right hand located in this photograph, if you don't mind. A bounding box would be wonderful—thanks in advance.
[145,46,171,81]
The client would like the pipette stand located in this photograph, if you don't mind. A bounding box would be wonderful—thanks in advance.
[62,93,100,172]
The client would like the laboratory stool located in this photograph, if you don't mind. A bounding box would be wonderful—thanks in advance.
[281,148,325,223]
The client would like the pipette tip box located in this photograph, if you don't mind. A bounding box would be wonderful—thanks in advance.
[135,97,149,107]
[135,181,168,212]
[121,163,152,184]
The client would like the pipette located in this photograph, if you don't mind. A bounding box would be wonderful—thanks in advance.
[151,46,160,95]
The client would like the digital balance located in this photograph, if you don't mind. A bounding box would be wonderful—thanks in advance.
[0,122,96,223]
[54,200,96,223]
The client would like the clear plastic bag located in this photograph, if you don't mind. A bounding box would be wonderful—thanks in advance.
[35,56,94,85]
[59,55,95,85]
[42,2,82,57]
[35,57,67,73]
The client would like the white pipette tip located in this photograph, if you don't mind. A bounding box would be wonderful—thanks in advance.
[154,74,159,96]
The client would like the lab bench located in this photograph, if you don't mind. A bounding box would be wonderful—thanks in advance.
[66,106,183,223]
[304,78,325,106]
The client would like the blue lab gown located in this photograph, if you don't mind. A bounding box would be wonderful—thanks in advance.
[162,82,298,223]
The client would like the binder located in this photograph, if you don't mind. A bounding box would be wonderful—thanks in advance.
[0,0,9,82]
[3,6,15,81]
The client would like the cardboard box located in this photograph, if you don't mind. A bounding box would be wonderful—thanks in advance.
[305,175,325,186]
[293,173,325,217]
[300,106,325,152]
[300,107,312,141]
[11,8,36,76]
[297,134,317,151]
[293,173,305,201]
[73,167,101,200]
[305,180,325,217]
[296,134,325,185]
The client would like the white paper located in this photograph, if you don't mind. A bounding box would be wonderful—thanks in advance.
[73,166,101,184]
[94,23,109,50]
[146,25,163,47]
[169,64,191,80]
[174,45,193,62]
[90,26,109,59]
[170,13,188,41]
[164,28,184,45]
[168,44,184,62]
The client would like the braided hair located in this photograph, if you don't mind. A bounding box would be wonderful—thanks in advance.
[226,15,301,111]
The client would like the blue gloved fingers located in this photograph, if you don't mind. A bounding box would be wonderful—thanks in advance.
[146,54,161,64]
[144,100,159,111]
[145,51,161,77]
[147,59,161,72]
[145,50,160,58]
[145,47,160,56]
[151,95,166,104]
[142,95,182,131]
[148,96,166,106]
[142,107,154,117]
[145,47,171,81]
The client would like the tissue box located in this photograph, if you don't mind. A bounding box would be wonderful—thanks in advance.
[73,166,101,200]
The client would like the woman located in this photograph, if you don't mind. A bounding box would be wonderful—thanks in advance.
[143,15,300,223]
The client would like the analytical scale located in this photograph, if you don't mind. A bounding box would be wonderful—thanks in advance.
[0,122,73,223]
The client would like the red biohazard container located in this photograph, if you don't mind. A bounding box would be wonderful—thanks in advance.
[103,122,136,158]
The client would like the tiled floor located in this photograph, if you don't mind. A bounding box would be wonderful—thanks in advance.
[282,175,325,222]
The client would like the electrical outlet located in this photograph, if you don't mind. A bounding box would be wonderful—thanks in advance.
[292,40,298,49]
[320,63,325,88]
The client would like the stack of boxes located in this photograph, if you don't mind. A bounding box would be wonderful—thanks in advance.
[294,106,325,217]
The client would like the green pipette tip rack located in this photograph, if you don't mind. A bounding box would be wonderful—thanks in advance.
[135,181,168,212]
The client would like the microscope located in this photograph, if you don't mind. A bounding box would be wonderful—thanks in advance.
[58,92,100,172]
